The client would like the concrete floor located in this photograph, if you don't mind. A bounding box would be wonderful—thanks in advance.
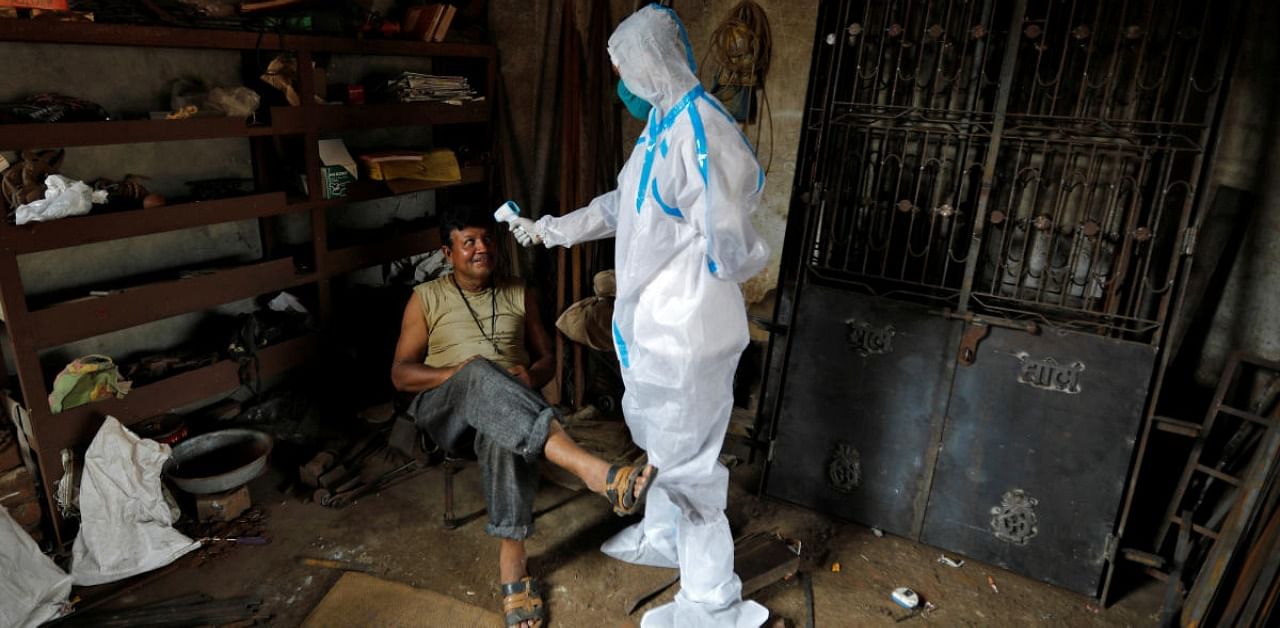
[113,460,1164,627]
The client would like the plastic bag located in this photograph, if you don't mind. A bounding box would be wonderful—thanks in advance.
[170,79,261,117]
[14,175,106,226]
[207,87,261,117]
[48,354,132,414]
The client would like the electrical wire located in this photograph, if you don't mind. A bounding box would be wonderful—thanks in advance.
[700,1,775,176]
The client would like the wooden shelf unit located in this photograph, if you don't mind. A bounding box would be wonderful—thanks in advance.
[0,20,495,544]
[0,19,495,57]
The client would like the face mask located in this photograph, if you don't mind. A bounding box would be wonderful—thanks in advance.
[617,79,652,121]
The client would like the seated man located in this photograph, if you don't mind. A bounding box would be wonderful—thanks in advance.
[391,206,655,628]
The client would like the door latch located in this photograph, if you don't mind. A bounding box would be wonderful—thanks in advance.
[958,322,990,366]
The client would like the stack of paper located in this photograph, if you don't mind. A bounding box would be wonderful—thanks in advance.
[385,72,479,104]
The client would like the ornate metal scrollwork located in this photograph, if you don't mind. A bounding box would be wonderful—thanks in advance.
[846,319,894,357]
[990,489,1040,545]
[827,442,862,493]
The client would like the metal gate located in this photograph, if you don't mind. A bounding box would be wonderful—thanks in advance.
[762,0,1238,596]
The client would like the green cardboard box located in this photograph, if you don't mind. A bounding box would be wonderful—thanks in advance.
[301,139,358,199]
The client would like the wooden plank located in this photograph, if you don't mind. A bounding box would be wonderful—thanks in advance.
[0,19,494,57]
[0,116,281,150]
[301,572,501,627]
[28,257,313,348]
[0,192,292,254]
[326,228,442,276]
[31,334,318,455]
[621,533,799,615]
[273,101,489,132]
[736,533,802,597]
[1219,404,1276,428]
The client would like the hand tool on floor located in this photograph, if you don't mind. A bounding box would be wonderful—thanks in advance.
[326,461,410,506]
[198,536,269,545]
[323,459,427,508]
[296,556,376,572]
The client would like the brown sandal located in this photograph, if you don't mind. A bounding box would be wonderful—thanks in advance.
[604,464,657,516]
[502,576,546,627]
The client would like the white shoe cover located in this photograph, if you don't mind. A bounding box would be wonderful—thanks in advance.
[601,521,679,568]
[602,485,681,568]
[640,598,769,628]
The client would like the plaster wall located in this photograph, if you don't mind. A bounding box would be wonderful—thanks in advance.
[1192,0,1280,385]
[674,0,819,305]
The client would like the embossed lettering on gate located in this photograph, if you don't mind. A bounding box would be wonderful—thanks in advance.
[1013,352,1083,394]
[845,319,894,357]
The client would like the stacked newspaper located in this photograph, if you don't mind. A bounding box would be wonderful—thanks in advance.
[385,72,480,104]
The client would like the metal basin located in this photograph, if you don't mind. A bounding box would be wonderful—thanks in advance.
[164,429,272,495]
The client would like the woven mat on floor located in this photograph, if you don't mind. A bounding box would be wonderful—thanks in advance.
[301,571,500,627]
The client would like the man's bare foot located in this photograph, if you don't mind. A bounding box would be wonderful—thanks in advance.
[600,463,656,516]
[499,540,539,628]
[629,464,654,501]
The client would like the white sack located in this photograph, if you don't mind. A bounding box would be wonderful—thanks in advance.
[70,417,199,585]
[0,508,72,628]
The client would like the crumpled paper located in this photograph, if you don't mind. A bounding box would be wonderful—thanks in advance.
[0,508,72,628]
[70,417,200,586]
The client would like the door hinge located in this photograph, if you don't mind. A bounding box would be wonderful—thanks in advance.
[1103,533,1119,563]
[767,439,777,462]
[1182,226,1198,255]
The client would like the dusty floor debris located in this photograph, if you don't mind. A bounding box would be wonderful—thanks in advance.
[101,462,1164,626]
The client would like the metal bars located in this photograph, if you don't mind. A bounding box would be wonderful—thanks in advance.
[799,0,1234,342]
[807,118,990,293]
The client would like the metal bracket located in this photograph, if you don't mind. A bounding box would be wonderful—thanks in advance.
[940,307,1039,334]
[958,322,991,366]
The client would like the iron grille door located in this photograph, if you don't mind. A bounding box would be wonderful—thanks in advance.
[764,0,1237,597]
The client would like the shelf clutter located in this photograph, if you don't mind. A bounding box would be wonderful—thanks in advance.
[0,12,496,544]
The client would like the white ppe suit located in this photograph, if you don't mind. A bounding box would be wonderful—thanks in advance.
[531,6,770,626]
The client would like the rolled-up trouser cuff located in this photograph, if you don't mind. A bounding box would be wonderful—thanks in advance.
[486,522,535,540]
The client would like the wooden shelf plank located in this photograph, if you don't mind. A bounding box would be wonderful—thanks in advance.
[0,192,292,254]
[327,227,442,276]
[0,102,487,150]
[30,334,320,455]
[0,116,283,150]
[28,258,316,348]
[0,20,494,57]
[302,164,486,210]
[272,101,489,131]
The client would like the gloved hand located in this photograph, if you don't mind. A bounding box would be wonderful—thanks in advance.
[508,216,543,247]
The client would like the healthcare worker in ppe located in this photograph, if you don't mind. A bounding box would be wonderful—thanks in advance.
[503,4,770,626]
